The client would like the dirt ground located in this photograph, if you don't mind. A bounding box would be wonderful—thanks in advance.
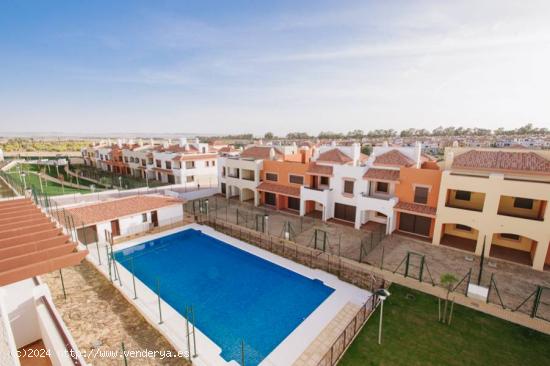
[42,261,188,366]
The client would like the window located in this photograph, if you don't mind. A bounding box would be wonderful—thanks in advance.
[455,224,471,231]
[455,190,471,201]
[186,175,194,182]
[186,161,195,169]
[222,167,226,177]
[344,180,354,194]
[320,176,329,185]
[124,157,128,163]
[266,173,278,182]
[212,160,216,167]
[289,175,304,185]
[165,161,172,169]
[376,212,387,218]
[142,213,147,223]
[514,197,533,209]
[141,159,146,166]
[501,233,520,241]
[206,161,210,167]
[156,159,161,168]
[414,187,429,204]
[376,182,388,193]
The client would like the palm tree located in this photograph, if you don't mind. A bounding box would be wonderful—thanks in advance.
[439,273,458,325]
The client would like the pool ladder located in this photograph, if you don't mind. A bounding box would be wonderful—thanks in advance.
[185,305,198,360]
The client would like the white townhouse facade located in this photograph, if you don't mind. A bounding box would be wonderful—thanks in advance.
[300,142,424,233]
[151,138,218,187]
[121,143,156,180]
[217,146,284,206]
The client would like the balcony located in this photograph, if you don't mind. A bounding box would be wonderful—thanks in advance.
[497,195,546,221]
[445,189,485,212]
[301,186,331,205]
[357,192,398,214]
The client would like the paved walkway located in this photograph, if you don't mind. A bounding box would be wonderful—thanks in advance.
[42,261,188,366]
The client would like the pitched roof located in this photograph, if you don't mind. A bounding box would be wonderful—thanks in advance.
[452,150,550,175]
[363,168,400,181]
[374,150,415,167]
[178,153,217,161]
[65,195,184,225]
[317,149,352,164]
[256,182,301,197]
[240,146,283,160]
[0,199,87,286]
[395,201,437,217]
[306,163,333,176]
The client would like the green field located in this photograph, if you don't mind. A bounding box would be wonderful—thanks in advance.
[7,164,90,196]
[341,284,550,366]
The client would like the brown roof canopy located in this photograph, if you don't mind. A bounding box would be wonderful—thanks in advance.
[374,150,415,167]
[240,146,283,160]
[0,199,87,286]
[317,149,352,164]
[257,182,301,198]
[363,168,400,181]
[452,150,550,175]
[306,163,333,176]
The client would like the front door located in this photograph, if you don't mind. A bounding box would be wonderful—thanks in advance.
[110,220,120,236]
[265,192,276,206]
[288,197,300,211]
[151,210,159,227]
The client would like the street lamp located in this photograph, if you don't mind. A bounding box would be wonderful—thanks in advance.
[375,288,391,345]
[20,172,27,191]
[118,176,122,189]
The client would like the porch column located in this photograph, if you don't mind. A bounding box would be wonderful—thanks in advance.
[431,220,442,246]
[322,205,327,221]
[225,185,230,199]
[254,190,259,207]
[475,231,491,257]
[299,199,305,216]
[532,239,550,271]
[354,209,361,230]
[239,188,244,202]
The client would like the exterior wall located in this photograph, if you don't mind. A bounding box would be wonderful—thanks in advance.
[218,156,263,205]
[443,223,479,240]
[497,195,545,220]
[491,233,534,252]
[395,167,441,208]
[433,171,550,270]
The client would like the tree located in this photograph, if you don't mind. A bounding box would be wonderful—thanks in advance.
[347,129,364,139]
[439,273,458,325]
[264,132,274,140]
[361,144,372,156]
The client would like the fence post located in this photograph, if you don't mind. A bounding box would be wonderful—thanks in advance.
[59,269,67,300]
[157,278,163,324]
[131,257,137,300]
[531,286,542,318]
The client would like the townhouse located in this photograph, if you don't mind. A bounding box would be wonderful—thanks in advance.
[218,142,432,235]
[218,145,296,206]
[152,138,218,186]
[432,147,550,271]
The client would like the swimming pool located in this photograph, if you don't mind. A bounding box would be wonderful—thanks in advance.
[114,228,334,365]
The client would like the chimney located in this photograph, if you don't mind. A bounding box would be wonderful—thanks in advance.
[414,141,422,168]
[269,148,276,160]
[150,138,154,146]
[138,138,144,147]
[117,138,122,147]
[382,141,389,147]
[352,143,361,166]
[331,141,337,147]
[452,140,459,148]
[300,150,307,163]
[195,138,200,144]
[259,139,263,145]
[179,137,188,147]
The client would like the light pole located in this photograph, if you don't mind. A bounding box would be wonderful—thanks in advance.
[20,172,27,191]
[118,176,122,189]
[375,288,391,345]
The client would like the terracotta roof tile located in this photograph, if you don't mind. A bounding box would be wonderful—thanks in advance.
[257,182,301,197]
[317,149,352,164]
[66,195,184,225]
[452,150,550,175]
[178,153,217,161]
[395,201,437,217]
[240,146,283,160]
[374,150,415,167]
[363,168,400,181]
[306,163,333,176]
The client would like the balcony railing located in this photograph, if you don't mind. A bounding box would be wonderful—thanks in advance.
[497,211,544,221]
[361,192,391,201]
[445,202,483,212]
[227,173,240,178]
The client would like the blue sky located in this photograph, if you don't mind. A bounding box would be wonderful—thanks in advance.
[1,0,549,135]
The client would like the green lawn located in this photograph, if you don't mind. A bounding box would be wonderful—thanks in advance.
[7,165,90,196]
[340,284,550,366]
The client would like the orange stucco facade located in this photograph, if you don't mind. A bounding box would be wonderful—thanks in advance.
[259,159,315,212]
[394,164,442,238]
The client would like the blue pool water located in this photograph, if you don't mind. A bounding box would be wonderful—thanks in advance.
[114,228,334,365]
